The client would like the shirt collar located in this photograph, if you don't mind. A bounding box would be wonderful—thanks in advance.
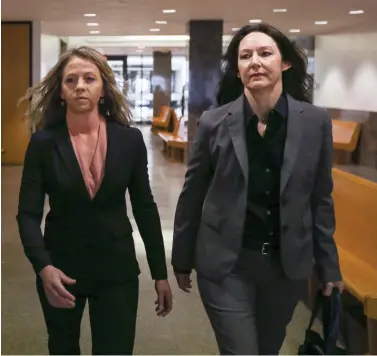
[244,93,288,123]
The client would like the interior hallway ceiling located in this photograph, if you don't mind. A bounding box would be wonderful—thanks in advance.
[2,0,377,37]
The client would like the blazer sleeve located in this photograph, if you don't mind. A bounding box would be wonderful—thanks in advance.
[171,112,213,273]
[311,113,342,283]
[128,128,168,280]
[16,133,52,274]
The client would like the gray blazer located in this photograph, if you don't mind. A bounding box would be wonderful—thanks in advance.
[172,94,342,283]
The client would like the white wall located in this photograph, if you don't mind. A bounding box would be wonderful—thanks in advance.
[313,32,377,112]
[40,34,61,79]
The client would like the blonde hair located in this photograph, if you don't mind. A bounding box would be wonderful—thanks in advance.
[20,46,133,130]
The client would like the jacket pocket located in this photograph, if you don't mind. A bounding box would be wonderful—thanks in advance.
[111,219,133,240]
[302,210,312,232]
[201,203,221,230]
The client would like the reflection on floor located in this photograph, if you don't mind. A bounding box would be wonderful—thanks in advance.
[1,126,314,354]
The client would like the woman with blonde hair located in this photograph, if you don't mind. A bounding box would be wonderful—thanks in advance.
[16,46,172,355]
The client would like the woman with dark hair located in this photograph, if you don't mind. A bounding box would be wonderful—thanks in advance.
[216,23,314,105]
[17,46,172,355]
[172,23,343,354]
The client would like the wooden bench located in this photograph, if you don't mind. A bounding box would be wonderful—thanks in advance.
[151,105,173,133]
[157,113,188,163]
[332,167,377,354]
[332,119,361,164]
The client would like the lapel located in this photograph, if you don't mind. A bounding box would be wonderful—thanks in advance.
[54,123,91,201]
[54,120,122,202]
[280,94,304,195]
[93,121,122,202]
[226,95,249,184]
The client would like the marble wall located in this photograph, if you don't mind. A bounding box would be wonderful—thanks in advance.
[187,20,223,154]
[152,51,172,117]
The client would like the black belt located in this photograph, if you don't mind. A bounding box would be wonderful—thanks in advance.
[242,240,279,255]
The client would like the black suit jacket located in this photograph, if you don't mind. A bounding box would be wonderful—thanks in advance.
[17,120,168,283]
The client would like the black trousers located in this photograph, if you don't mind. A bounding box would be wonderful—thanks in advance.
[197,248,306,355]
[36,276,139,355]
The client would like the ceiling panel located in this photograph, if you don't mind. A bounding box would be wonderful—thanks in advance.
[2,0,376,36]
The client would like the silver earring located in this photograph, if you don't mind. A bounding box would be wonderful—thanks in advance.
[61,100,65,107]
[99,97,105,105]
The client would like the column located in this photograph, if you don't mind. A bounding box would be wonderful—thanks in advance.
[187,19,223,154]
[152,50,172,117]
[294,36,315,102]
[294,36,315,56]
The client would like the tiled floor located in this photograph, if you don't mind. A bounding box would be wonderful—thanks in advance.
[1,126,314,354]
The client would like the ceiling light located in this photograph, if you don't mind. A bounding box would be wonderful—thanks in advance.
[86,22,99,26]
[349,9,364,14]
[155,21,167,24]
[232,27,240,31]
[162,9,176,13]
[249,19,262,23]
[289,29,300,33]
[273,8,287,12]
[314,21,328,25]
[136,49,143,53]
[84,13,96,17]
[149,28,160,32]
[89,30,100,34]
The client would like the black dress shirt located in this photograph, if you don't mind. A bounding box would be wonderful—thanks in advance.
[242,94,288,249]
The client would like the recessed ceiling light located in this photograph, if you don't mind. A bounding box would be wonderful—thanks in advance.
[84,13,96,17]
[162,9,176,13]
[149,28,160,32]
[349,9,364,14]
[89,30,100,34]
[289,29,300,33]
[314,20,328,25]
[155,21,167,24]
[86,22,99,26]
[232,27,240,31]
[249,19,262,23]
[273,8,287,12]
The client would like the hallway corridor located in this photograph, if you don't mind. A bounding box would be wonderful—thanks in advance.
[1,126,312,354]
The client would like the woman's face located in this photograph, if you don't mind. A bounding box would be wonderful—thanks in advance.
[61,56,104,114]
[237,31,290,92]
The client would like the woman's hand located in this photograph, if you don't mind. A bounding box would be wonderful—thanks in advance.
[323,280,345,296]
[39,265,76,308]
[174,272,192,293]
[154,279,173,317]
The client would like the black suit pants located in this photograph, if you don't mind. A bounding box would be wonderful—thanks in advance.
[36,276,139,355]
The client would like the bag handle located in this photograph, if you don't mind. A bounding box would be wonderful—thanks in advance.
[307,289,323,331]
[307,288,350,354]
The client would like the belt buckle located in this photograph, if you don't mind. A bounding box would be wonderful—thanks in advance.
[261,243,270,255]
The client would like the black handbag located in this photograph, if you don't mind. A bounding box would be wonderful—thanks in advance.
[298,288,348,355]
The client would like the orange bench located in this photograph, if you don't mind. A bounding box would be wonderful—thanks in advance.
[151,105,173,133]
[332,119,361,164]
[332,167,377,354]
[157,113,187,163]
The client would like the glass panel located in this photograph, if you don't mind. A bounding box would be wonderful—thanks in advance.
[107,60,125,91]
[127,55,154,123]
[171,55,189,121]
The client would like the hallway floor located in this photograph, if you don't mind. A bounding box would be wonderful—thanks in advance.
[1,126,314,354]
